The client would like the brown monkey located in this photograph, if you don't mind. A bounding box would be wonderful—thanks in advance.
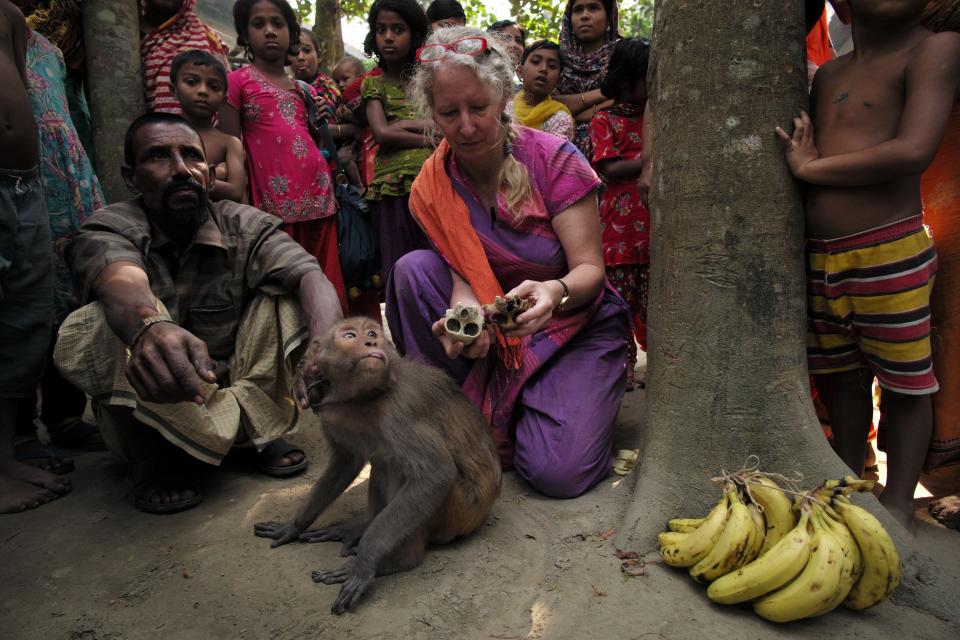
[254,317,501,614]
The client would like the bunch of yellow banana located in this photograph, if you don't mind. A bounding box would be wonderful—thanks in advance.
[659,487,732,568]
[658,474,901,623]
[658,482,766,581]
[751,501,862,622]
[744,472,797,554]
[831,495,901,609]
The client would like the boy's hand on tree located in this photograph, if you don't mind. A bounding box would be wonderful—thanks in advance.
[775,111,819,179]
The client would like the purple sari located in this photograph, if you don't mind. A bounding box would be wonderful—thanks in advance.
[387,128,629,498]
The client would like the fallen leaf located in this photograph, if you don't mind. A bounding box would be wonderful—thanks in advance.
[620,558,646,577]
[182,568,191,579]
[591,583,607,597]
[614,549,640,560]
[524,534,536,540]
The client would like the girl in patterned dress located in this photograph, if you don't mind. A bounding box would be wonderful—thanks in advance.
[220,0,346,309]
[25,26,107,439]
[360,0,434,276]
[588,38,650,389]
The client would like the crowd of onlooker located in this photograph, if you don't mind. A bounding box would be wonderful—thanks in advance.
[1,0,959,532]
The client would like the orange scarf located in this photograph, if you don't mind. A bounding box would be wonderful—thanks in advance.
[408,140,523,367]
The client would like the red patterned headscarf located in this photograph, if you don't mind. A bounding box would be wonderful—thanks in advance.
[556,0,622,96]
[141,0,229,113]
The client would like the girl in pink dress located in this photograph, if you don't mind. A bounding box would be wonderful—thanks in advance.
[220,0,346,309]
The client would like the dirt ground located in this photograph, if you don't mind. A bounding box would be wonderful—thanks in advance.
[2,385,959,640]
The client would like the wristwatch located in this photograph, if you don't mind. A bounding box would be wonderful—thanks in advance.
[554,279,571,311]
[129,313,175,347]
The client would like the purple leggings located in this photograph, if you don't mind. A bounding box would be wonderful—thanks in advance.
[386,250,628,498]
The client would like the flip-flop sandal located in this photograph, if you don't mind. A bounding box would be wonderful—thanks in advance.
[254,439,309,477]
[14,442,76,475]
[132,479,202,514]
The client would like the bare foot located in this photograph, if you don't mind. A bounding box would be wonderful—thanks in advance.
[0,459,70,495]
[0,473,59,513]
[928,495,960,529]
[879,491,915,530]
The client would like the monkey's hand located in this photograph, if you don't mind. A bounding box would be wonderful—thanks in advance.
[300,521,366,556]
[312,560,375,614]
[253,520,304,548]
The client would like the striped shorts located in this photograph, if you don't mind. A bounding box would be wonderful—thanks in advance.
[806,214,939,395]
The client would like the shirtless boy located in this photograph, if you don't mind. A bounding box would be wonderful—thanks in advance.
[171,49,245,202]
[0,0,69,513]
[777,0,960,527]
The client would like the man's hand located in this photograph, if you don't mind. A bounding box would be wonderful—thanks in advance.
[126,322,217,405]
[775,111,819,179]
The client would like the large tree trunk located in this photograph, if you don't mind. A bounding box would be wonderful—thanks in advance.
[617,0,958,628]
[82,0,143,203]
[313,0,345,71]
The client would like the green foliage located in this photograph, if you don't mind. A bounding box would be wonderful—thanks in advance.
[619,0,654,38]
[340,0,368,22]
[334,0,654,41]
[294,0,314,22]
[461,0,498,30]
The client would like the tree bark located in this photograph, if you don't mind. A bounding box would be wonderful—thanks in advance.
[617,0,958,628]
[82,0,144,203]
[313,0,345,71]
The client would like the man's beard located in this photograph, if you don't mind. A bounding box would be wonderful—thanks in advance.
[158,177,210,234]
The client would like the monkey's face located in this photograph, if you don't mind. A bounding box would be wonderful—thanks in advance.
[302,318,393,407]
[333,320,389,377]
